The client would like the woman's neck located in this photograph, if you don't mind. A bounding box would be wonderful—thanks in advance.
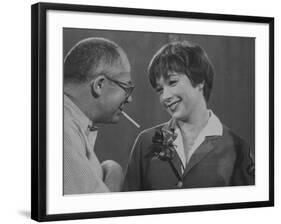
[177,108,209,137]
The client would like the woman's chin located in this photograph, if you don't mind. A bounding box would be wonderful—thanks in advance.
[171,112,182,120]
[171,111,188,122]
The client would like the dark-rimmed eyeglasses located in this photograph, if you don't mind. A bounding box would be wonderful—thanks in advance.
[105,75,135,99]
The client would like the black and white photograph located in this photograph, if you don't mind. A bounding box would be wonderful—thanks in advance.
[63,28,255,195]
[30,2,274,222]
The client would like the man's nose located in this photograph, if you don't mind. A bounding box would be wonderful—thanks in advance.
[126,95,133,103]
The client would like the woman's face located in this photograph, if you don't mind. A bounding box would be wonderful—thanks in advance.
[155,72,204,122]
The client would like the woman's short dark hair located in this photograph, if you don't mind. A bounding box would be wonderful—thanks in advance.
[148,41,215,102]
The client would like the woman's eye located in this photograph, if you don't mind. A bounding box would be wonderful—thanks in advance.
[156,88,163,94]
[169,80,177,86]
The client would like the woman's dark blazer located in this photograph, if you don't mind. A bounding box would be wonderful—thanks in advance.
[123,123,255,191]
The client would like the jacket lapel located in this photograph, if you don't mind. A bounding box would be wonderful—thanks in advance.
[162,120,183,178]
[171,151,184,178]
[183,138,216,176]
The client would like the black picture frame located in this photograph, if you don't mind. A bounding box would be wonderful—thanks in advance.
[31,2,274,222]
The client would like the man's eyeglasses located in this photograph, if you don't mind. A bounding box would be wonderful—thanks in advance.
[105,75,135,99]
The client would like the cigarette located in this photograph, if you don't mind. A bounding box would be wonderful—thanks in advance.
[121,111,140,128]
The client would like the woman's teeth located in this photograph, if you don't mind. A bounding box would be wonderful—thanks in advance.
[168,101,180,111]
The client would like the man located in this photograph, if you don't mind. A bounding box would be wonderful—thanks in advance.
[63,37,135,194]
[123,41,254,191]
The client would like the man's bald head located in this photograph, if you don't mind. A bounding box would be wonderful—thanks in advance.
[64,37,129,84]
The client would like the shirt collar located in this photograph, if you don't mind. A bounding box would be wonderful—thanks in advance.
[198,110,223,138]
[64,94,95,133]
[168,110,223,138]
[172,110,223,169]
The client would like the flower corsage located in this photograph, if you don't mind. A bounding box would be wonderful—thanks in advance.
[150,122,184,187]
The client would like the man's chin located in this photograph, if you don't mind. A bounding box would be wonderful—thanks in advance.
[101,110,122,124]
[107,114,121,124]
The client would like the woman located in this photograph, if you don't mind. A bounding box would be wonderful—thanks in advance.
[123,41,254,191]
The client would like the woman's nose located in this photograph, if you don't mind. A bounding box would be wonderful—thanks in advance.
[162,86,173,100]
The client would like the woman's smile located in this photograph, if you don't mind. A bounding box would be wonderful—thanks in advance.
[166,99,181,112]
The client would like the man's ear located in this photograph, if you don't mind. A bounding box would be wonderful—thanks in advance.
[90,76,105,98]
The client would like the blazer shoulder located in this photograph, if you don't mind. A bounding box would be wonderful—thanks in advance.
[219,125,253,167]
[221,126,255,184]
[222,124,250,149]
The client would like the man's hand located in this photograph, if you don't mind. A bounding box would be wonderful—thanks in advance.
[101,160,124,192]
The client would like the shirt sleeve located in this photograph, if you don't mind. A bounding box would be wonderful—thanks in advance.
[63,127,109,195]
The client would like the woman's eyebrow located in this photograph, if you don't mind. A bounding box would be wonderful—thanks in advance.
[167,72,180,77]
[155,83,162,88]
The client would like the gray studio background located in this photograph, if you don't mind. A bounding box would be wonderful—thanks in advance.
[63,28,255,170]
